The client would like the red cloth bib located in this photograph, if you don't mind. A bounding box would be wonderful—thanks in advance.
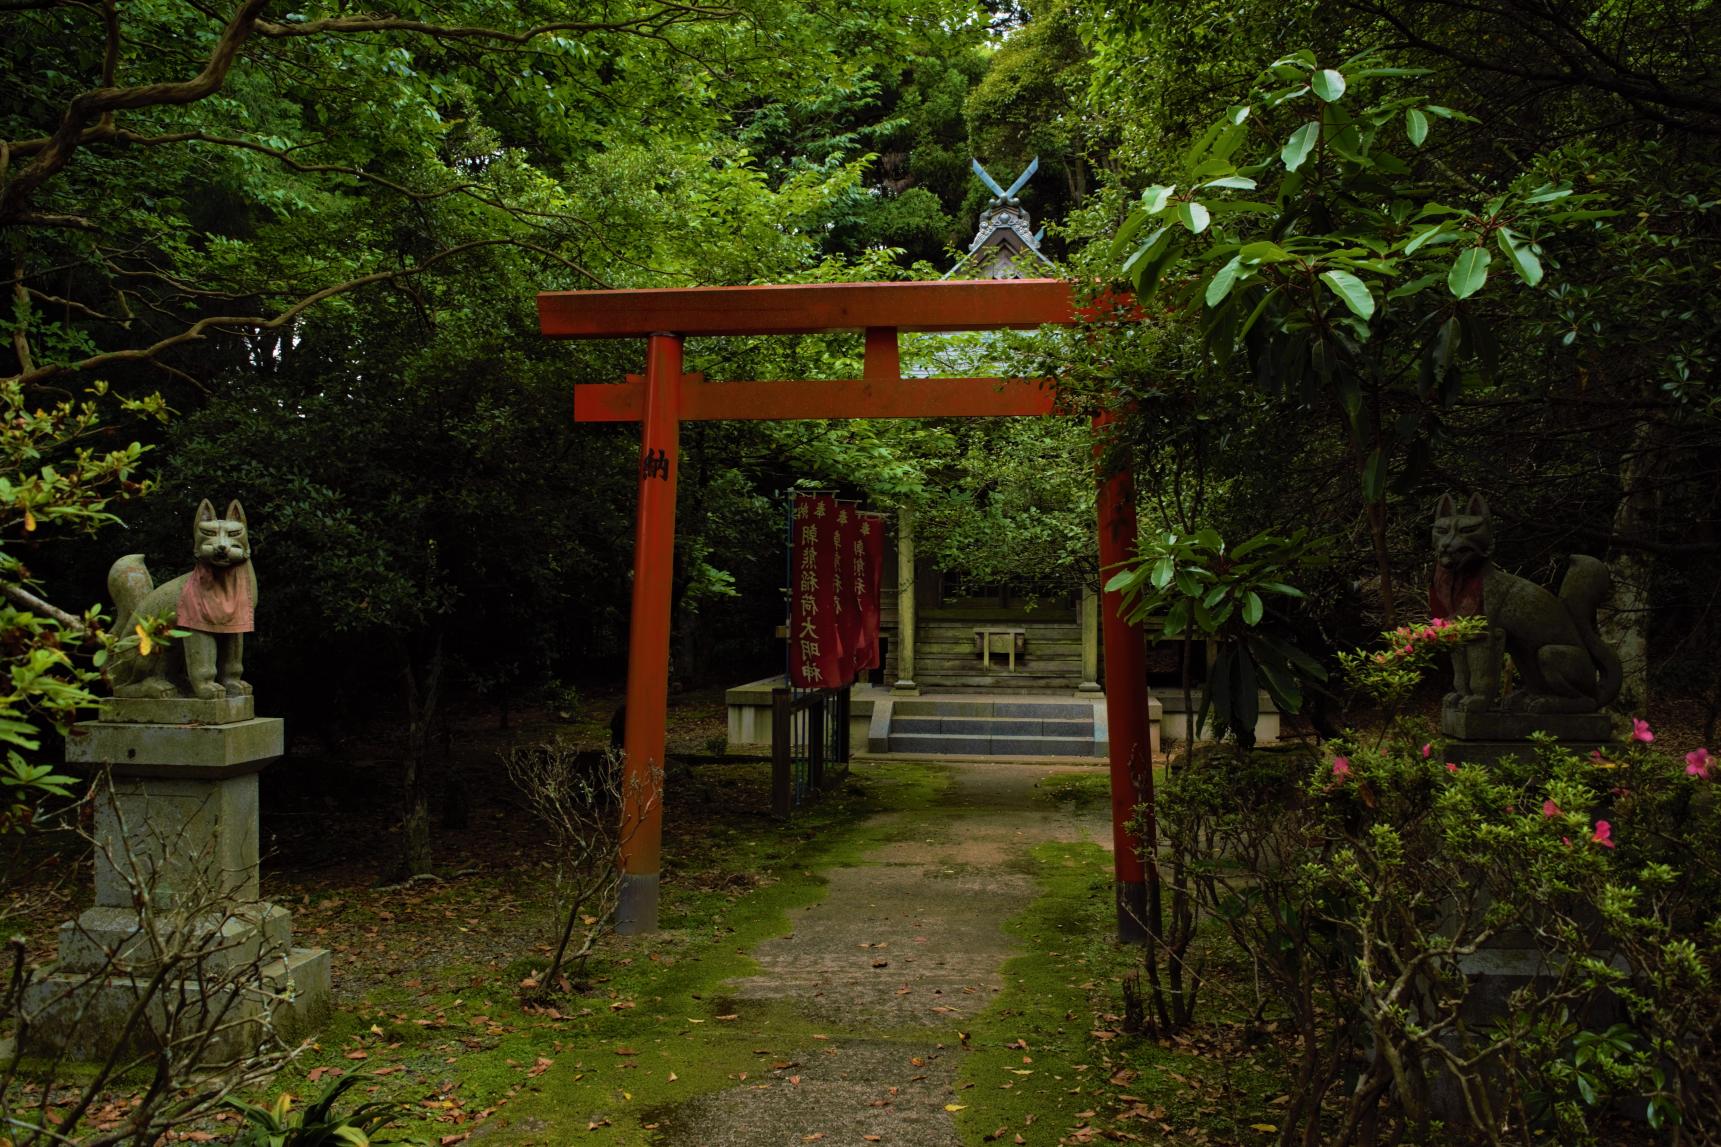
[177,564,254,633]
[1429,566,1484,620]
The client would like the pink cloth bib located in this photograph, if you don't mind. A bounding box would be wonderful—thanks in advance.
[177,564,254,633]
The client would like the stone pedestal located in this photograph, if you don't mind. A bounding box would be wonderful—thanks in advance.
[1440,707,1614,765]
[21,701,330,1060]
[1430,705,1620,1124]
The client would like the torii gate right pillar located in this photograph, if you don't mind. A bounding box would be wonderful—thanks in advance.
[1095,412,1152,943]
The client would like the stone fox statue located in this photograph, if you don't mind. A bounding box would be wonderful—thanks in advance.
[1430,492,1620,714]
[107,499,257,700]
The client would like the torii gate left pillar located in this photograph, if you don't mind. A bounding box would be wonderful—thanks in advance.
[615,333,683,927]
[552,280,1150,935]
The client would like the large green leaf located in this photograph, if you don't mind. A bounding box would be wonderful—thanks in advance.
[1405,107,1429,146]
[1120,225,1170,280]
[1239,240,1293,264]
[1140,184,1176,214]
[1310,69,1346,102]
[1242,590,1264,625]
[1447,246,1491,299]
[1205,255,1245,307]
[1281,121,1319,172]
[1173,200,1211,234]
[1318,268,1375,319]
[1496,227,1543,286]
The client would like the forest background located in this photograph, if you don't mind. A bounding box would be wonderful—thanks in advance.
[1,0,1716,871]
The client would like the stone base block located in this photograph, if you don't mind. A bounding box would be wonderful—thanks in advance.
[1445,739,1611,767]
[57,903,293,975]
[20,946,330,1062]
[90,770,261,906]
[1440,707,1613,743]
[67,717,284,776]
[99,695,255,725]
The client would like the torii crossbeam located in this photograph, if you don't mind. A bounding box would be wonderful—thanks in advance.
[550,278,1152,939]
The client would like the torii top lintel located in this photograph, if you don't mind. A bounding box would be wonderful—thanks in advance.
[538,278,1077,339]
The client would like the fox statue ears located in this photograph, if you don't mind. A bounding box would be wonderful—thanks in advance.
[193,499,248,526]
[1436,492,1490,519]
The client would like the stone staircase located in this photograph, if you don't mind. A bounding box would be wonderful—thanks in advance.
[914,613,1084,692]
[876,697,1106,759]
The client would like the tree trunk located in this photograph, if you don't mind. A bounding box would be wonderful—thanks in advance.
[396,631,445,878]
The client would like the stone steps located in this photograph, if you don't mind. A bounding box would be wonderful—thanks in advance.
[881,698,1104,758]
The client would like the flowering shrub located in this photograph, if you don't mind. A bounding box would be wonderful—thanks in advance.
[1337,614,1489,707]
[1163,626,1721,1144]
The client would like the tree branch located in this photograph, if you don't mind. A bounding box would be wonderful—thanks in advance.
[0,0,272,223]
[2,237,607,387]
[250,4,733,43]
[0,582,89,631]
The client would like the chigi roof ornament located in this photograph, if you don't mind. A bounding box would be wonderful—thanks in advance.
[944,156,1053,280]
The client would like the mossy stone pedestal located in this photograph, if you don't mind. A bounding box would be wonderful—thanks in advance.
[1430,705,1619,1125]
[21,697,330,1060]
[1440,707,1613,766]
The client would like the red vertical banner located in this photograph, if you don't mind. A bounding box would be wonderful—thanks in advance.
[790,494,846,688]
[832,502,862,685]
[855,512,885,671]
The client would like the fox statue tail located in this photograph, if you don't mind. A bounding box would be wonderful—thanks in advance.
[108,554,154,636]
[1560,554,1623,709]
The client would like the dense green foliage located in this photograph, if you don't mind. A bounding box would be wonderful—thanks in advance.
[1158,629,1721,1144]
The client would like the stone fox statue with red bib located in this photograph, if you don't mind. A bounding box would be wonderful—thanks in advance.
[107,499,257,700]
[1430,492,1620,714]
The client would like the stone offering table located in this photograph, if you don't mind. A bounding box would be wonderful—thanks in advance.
[21,696,329,1060]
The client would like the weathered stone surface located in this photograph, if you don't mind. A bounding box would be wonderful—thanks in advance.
[20,945,329,1062]
[1431,492,1622,715]
[1441,706,1613,743]
[106,499,257,702]
[67,716,283,773]
[57,903,292,974]
[90,771,260,906]
[99,694,254,725]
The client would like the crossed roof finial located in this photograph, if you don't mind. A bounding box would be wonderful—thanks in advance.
[971,156,1039,205]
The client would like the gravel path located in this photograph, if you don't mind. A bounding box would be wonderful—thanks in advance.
[647,761,1111,1147]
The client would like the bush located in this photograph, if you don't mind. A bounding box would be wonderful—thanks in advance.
[1158,619,1721,1145]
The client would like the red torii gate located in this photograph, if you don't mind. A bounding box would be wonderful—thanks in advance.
[548,279,1153,940]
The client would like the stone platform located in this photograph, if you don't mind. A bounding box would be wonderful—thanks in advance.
[22,706,329,1061]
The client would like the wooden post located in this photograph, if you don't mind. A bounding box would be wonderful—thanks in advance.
[893,505,918,694]
[1078,583,1102,693]
[617,333,682,934]
[1095,412,1151,944]
[771,688,791,818]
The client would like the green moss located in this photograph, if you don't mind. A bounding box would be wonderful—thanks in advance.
[273,762,950,1145]
[948,841,1290,1146]
[1035,772,1113,810]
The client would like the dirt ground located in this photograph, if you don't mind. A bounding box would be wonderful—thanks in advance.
[635,763,1111,1147]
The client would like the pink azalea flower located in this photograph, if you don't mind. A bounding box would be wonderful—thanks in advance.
[1421,742,1433,759]
[1686,748,1712,780]
[1542,798,1561,818]
[1589,749,1605,762]
[1332,756,1352,780]
[1591,820,1615,849]
[1431,616,1448,629]
[1446,762,1459,774]
[1631,718,1654,744]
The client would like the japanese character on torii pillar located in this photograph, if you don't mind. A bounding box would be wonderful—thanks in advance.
[550,279,1155,942]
